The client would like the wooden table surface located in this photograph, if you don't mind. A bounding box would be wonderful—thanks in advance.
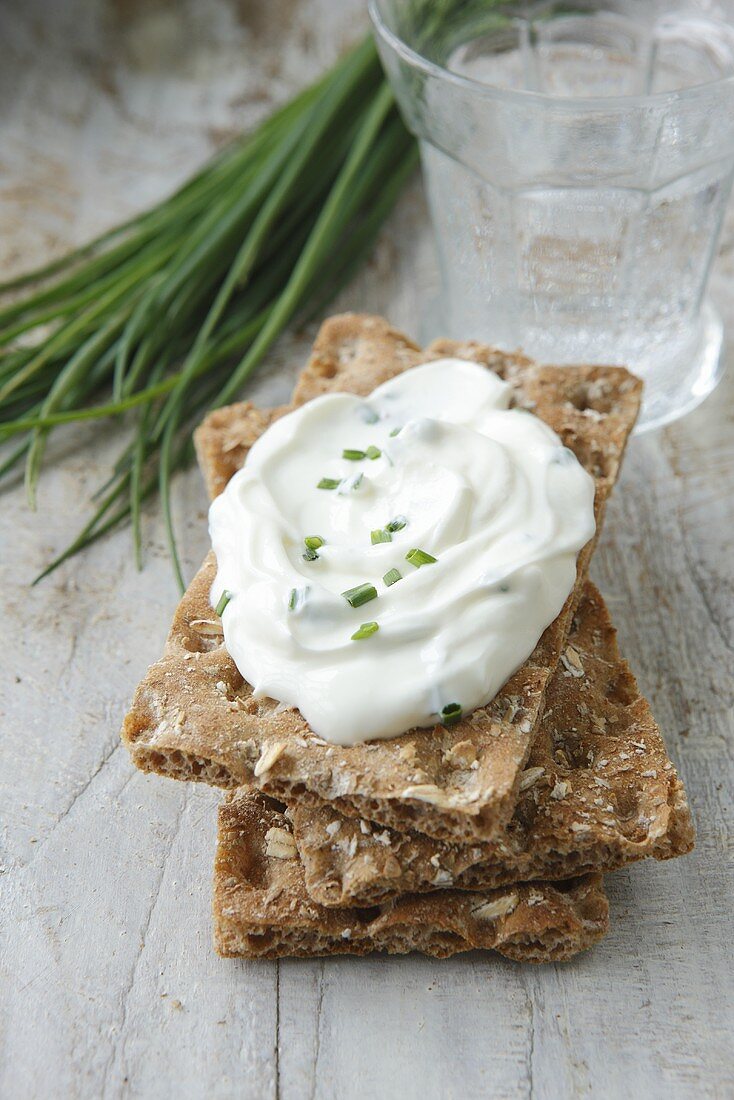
[1,2,732,1097]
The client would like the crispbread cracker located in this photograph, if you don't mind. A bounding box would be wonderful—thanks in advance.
[122,313,641,841]
[214,789,610,961]
[288,582,694,907]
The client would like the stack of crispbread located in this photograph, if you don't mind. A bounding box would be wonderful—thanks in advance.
[122,314,694,963]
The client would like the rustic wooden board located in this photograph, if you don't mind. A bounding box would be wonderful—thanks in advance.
[1,1,732,1097]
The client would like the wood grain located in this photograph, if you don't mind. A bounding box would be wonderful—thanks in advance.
[1,0,732,1097]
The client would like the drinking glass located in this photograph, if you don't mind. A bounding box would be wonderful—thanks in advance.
[370,0,734,432]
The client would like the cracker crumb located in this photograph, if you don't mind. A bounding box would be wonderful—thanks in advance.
[325,821,341,838]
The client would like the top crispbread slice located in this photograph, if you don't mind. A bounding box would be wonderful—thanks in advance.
[122,313,641,841]
[287,581,694,907]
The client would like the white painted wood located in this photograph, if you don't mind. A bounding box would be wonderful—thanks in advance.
[1,1,732,1097]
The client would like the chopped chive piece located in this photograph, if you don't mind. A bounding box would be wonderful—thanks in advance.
[405,548,437,567]
[304,535,324,550]
[359,406,379,424]
[341,582,377,608]
[383,568,402,586]
[389,427,402,437]
[215,589,232,616]
[386,515,407,533]
[366,445,381,460]
[303,547,319,562]
[288,586,309,612]
[317,477,340,490]
[441,702,463,726]
[351,621,379,641]
[371,528,392,545]
[343,448,366,461]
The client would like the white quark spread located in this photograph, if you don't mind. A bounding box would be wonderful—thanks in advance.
[209,359,596,746]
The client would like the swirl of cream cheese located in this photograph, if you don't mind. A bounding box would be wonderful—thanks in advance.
[209,359,595,745]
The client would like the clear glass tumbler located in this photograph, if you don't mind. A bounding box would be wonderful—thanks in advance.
[370,0,734,432]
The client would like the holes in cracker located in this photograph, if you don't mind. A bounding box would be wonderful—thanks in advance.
[612,782,641,823]
[606,671,637,708]
[311,353,338,378]
[566,378,617,416]
[353,905,382,925]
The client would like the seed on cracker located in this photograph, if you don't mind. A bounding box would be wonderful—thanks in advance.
[265,827,297,859]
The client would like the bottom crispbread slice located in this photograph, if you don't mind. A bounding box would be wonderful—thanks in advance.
[288,583,694,908]
[214,790,609,962]
[123,313,642,844]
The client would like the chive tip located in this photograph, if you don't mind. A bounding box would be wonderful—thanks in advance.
[215,589,232,616]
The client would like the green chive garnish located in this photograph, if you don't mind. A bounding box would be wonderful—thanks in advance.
[351,621,379,641]
[215,589,232,616]
[441,702,463,726]
[317,477,340,490]
[288,586,308,611]
[389,427,402,437]
[343,448,366,461]
[366,445,381,460]
[303,547,319,562]
[405,548,437,567]
[371,528,391,545]
[386,515,407,532]
[341,583,377,608]
[304,535,324,550]
[383,568,402,586]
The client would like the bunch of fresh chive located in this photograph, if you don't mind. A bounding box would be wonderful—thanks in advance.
[0,35,417,588]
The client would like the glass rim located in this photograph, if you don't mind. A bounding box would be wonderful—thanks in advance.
[368,0,734,111]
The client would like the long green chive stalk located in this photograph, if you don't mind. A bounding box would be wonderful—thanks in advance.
[0,35,417,588]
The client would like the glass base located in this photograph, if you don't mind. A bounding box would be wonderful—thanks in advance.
[419,299,725,435]
[632,301,724,434]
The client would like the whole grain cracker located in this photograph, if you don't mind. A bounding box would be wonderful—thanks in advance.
[288,583,694,907]
[122,313,641,841]
[214,790,609,962]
